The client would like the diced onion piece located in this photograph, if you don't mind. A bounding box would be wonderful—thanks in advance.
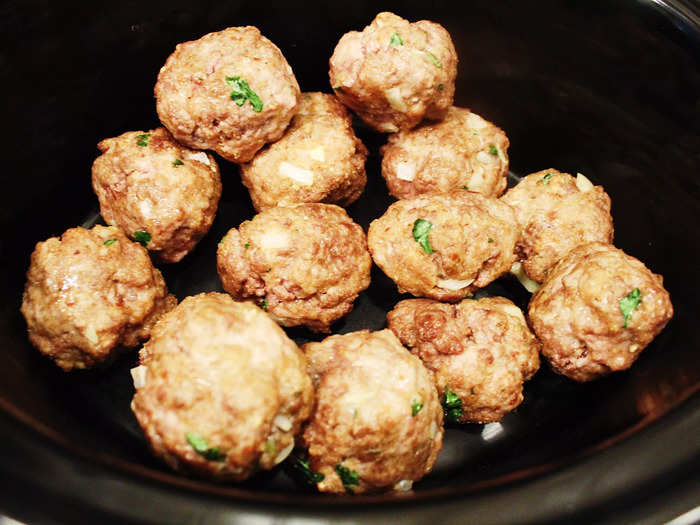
[307,146,325,162]
[396,162,416,181]
[576,172,594,192]
[437,278,474,291]
[131,365,148,389]
[495,145,507,164]
[510,262,541,293]
[259,227,290,250]
[393,479,413,492]
[469,165,485,189]
[187,151,210,165]
[476,151,493,165]
[279,162,314,185]
[274,414,292,432]
[465,112,488,129]
[501,303,525,319]
[84,326,99,344]
[274,442,294,465]
[385,87,408,112]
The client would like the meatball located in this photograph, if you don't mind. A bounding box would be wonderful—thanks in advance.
[91,127,222,263]
[528,242,673,382]
[381,107,509,199]
[329,12,457,132]
[217,203,371,332]
[387,297,540,423]
[367,190,518,300]
[20,226,176,371]
[240,92,368,211]
[301,330,443,494]
[501,169,614,283]
[131,293,314,481]
[155,26,301,163]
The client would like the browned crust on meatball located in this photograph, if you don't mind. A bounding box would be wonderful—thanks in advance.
[240,92,368,211]
[329,12,457,132]
[367,191,518,300]
[131,293,314,481]
[387,297,540,423]
[301,329,443,494]
[381,107,509,199]
[528,242,673,382]
[155,26,301,162]
[216,203,371,332]
[92,127,222,263]
[501,169,614,283]
[20,226,176,371]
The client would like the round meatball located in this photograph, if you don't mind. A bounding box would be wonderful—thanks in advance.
[329,12,457,133]
[20,226,176,371]
[240,92,368,212]
[381,107,509,199]
[528,242,673,382]
[501,169,614,283]
[301,330,443,494]
[155,26,301,163]
[387,297,540,423]
[92,127,222,263]
[367,190,518,300]
[217,203,371,332]
[131,293,314,481]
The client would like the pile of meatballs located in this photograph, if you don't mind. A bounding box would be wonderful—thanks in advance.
[20,12,673,494]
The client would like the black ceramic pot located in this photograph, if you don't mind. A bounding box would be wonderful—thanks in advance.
[0,1,698,523]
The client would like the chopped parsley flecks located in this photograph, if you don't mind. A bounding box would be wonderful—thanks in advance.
[488,144,498,156]
[136,133,151,147]
[411,399,424,417]
[296,458,325,485]
[335,463,360,492]
[262,298,269,310]
[390,32,403,47]
[133,230,151,247]
[423,50,442,68]
[412,219,434,254]
[226,76,263,112]
[185,433,226,462]
[103,239,117,246]
[173,158,184,167]
[442,386,463,423]
[620,288,642,328]
[539,173,555,185]
[438,83,445,91]
[244,242,250,249]
[460,185,469,190]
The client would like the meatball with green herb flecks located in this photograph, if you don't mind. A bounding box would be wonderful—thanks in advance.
[92,127,222,263]
[130,293,314,481]
[528,242,673,382]
[301,329,443,494]
[329,12,457,133]
[155,26,301,163]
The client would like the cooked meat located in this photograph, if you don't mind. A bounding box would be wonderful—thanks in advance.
[381,107,509,199]
[20,226,176,371]
[131,293,314,480]
[92,127,222,263]
[217,203,371,332]
[155,26,300,163]
[301,329,443,494]
[528,242,673,381]
[240,92,367,211]
[329,12,457,132]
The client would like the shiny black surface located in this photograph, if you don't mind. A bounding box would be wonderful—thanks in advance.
[0,0,698,523]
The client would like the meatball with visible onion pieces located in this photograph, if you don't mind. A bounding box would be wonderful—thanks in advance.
[528,242,673,382]
[92,127,222,263]
[301,329,443,494]
[367,190,518,300]
[388,297,540,423]
[329,11,457,132]
[155,26,301,163]
[381,107,510,199]
[20,226,176,371]
[131,293,314,481]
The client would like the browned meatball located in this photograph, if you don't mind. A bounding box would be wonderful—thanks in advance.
[528,242,673,382]
[217,203,371,332]
[367,191,518,300]
[240,92,368,211]
[20,226,176,371]
[381,107,509,199]
[501,169,614,283]
[155,26,301,163]
[131,293,314,481]
[301,330,443,494]
[91,127,222,263]
[387,297,540,424]
[329,12,457,132]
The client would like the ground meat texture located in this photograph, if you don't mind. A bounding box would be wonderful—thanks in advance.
[528,242,673,382]
[240,92,368,211]
[367,190,518,300]
[20,226,176,371]
[387,297,540,423]
[301,330,443,494]
[131,293,314,481]
[381,107,509,199]
[216,203,371,332]
[501,169,614,283]
[155,26,301,163]
[92,128,222,263]
[329,12,457,133]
